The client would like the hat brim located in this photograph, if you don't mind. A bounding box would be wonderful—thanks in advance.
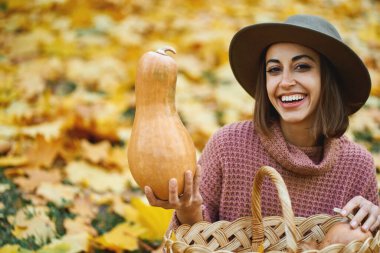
[229,23,371,114]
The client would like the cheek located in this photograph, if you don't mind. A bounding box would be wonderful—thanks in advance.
[265,77,276,96]
[309,78,321,101]
[266,82,278,105]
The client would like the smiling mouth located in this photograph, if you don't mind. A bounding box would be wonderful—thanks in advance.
[280,94,306,103]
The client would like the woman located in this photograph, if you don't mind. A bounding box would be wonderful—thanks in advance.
[145,14,380,233]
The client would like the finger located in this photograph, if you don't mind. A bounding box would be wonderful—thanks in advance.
[370,215,380,232]
[342,196,363,217]
[181,170,193,204]
[350,204,371,229]
[168,178,180,206]
[361,210,376,232]
[193,165,202,195]
[145,186,164,207]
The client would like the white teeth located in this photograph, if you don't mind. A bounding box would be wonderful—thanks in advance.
[281,95,305,102]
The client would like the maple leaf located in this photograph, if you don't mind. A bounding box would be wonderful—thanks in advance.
[0,245,21,253]
[39,233,90,253]
[0,139,12,155]
[0,183,11,193]
[94,222,146,251]
[26,135,61,168]
[12,206,58,245]
[81,139,111,164]
[13,168,62,193]
[99,146,129,171]
[69,194,97,219]
[64,216,97,236]
[65,160,129,193]
[36,182,79,206]
[130,197,174,241]
[20,119,66,141]
[0,155,28,167]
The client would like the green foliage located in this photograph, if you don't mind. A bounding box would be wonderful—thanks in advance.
[0,170,41,250]
[353,130,380,153]
[46,202,75,237]
[91,205,124,236]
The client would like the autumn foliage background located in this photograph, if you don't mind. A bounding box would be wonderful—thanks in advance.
[0,0,379,252]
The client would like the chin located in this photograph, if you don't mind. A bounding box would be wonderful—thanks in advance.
[280,116,310,126]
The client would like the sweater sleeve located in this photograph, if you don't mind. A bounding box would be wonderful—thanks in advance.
[345,143,380,207]
[362,157,379,206]
[198,129,223,223]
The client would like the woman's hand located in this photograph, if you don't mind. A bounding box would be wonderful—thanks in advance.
[342,196,380,232]
[144,165,203,225]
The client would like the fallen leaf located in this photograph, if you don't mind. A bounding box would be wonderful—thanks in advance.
[12,206,57,245]
[64,217,97,236]
[65,160,128,193]
[13,168,62,193]
[0,183,11,193]
[130,197,174,241]
[0,139,12,155]
[21,119,66,141]
[0,245,21,253]
[0,155,28,167]
[104,146,129,171]
[69,194,97,219]
[95,222,146,251]
[40,233,90,253]
[36,182,79,206]
[81,139,111,164]
[26,135,61,168]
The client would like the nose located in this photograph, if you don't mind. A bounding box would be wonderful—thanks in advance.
[279,70,296,88]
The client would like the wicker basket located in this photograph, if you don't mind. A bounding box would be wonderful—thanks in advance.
[164,166,380,253]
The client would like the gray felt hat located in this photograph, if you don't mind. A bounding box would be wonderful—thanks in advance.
[229,14,371,114]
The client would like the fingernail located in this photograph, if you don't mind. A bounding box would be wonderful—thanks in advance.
[362,225,368,231]
[170,178,177,186]
[144,186,149,193]
[350,220,357,228]
[341,209,347,215]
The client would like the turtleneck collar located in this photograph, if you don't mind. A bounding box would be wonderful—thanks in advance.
[257,121,342,176]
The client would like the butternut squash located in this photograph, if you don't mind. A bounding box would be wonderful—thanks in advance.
[127,46,197,200]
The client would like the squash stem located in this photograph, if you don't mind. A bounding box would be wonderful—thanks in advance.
[156,46,176,56]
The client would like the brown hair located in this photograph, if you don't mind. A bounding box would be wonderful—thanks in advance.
[254,51,349,139]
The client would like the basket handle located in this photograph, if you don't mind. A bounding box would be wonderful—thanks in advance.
[251,166,298,253]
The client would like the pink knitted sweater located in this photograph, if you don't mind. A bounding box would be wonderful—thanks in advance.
[170,120,379,228]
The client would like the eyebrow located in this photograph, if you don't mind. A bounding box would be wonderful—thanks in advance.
[266,54,316,65]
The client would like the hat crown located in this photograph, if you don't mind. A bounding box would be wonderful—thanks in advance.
[285,15,342,41]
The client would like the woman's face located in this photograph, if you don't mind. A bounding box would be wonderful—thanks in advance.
[265,43,321,127]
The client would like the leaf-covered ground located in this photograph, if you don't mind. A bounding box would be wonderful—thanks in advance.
[0,0,379,252]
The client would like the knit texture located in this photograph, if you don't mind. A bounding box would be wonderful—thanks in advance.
[169,120,379,229]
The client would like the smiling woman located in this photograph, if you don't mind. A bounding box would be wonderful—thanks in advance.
[145,14,380,252]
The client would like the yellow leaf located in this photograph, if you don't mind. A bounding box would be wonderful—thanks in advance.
[13,168,62,193]
[95,222,146,251]
[0,155,28,167]
[26,135,61,168]
[36,182,79,206]
[40,233,90,253]
[21,119,65,141]
[64,217,97,236]
[124,204,139,222]
[131,197,174,241]
[0,245,20,253]
[65,160,128,193]
[12,206,57,245]
[81,139,111,164]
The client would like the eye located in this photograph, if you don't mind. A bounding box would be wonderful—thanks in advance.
[295,64,311,71]
[266,66,282,74]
